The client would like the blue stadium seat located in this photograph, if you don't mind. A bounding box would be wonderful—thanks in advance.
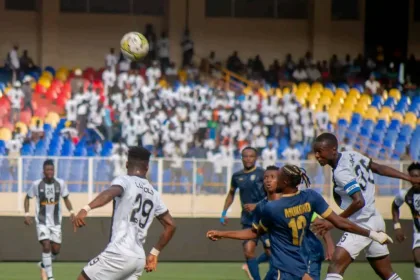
[337,83,350,92]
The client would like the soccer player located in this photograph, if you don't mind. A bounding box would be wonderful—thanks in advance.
[207,164,393,280]
[220,146,268,280]
[73,146,176,280]
[392,162,420,280]
[253,165,335,280]
[24,159,75,280]
[312,132,413,280]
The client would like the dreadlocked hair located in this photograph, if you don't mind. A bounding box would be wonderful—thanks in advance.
[283,164,311,189]
[408,162,420,173]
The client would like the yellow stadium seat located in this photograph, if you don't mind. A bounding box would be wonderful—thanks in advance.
[311,82,323,91]
[380,106,393,117]
[298,82,310,91]
[348,89,361,99]
[15,122,28,135]
[389,89,401,101]
[364,107,379,119]
[0,128,12,141]
[57,67,69,74]
[296,88,308,98]
[41,71,53,80]
[353,106,366,116]
[391,112,404,122]
[31,116,44,127]
[291,83,297,93]
[377,111,390,123]
[404,112,417,123]
[322,89,334,99]
[275,88,282,98]
[338,111,352,122]
[335,88,347,98]
[359,94,372,104]
[55,71,68,82]
[38,78,51,89]
[282,88,291,95]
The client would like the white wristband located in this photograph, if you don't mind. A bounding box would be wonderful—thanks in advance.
[150,247,160,256]
[24,212,30,217]
[83,205,91,213]
[394,222,401,230]
[69,210,75,215]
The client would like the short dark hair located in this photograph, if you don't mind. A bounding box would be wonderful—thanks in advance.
[128,146,151,162]
[242,146,258,156]
[408,162,420,173]
[43,159,54,168]
[265,165,279,171]
[314,133,338,148]
[283,164,311,189]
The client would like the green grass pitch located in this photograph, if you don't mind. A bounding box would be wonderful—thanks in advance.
[0,262,412,279]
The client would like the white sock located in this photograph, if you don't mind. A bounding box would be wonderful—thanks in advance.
[51,253,58,261]
[415,267,420,280]
[42,252,53,278]
[388,273,402,280]
[325,273,343,280]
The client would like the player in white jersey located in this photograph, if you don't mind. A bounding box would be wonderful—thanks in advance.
[73,146,176,280]
[392,162,420,280]
[24,159,75,280]
[312,133,418,280]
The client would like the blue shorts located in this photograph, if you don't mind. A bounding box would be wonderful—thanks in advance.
[242,225,270,249]
[264,267,303,280]
[307,260,322,280]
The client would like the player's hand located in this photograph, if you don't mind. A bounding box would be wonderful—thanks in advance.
[73,209,88,232]
[145,254,158,273]
[69,213,75,223]
[244,204,256,212]
[207,230,223,241]
[220,216,228,226]
[311,219,333,236]
[369,231,393,244]
[394,228,406,243]
[325,245,334,261]
[24,216,32,226]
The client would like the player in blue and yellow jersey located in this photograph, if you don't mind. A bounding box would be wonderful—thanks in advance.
[252,165,335,280]
[208,164,393,280]
[220,147,268,280]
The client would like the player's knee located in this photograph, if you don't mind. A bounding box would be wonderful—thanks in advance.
[51,246,60,255]
[415,261,420,268]
[41,242,51,253]
[327,260,345,274]
[243,246,256,259]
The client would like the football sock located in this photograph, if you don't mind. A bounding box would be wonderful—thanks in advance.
[256,252,269,264]
[42,252,53,278]
[325,273,343,280]
[414,266,420,280]
[246,258,261,280]
[387,273,401,280]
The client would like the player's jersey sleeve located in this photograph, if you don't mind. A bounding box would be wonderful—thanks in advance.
[334,165,361,196]
[309,190,332,219]
[26,180,37,198]
[154,191,168,217]
[252,201,263,230]
[60,179,70,198]
[259,205,273,233]
[230,174,238,192]
[393,189,407,207]
[111,175,129,195]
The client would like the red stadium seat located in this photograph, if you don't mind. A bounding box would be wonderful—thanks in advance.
[35,84,47,94]
[56,95,67,108]
[19,111,32,125]
[35,106,48,118]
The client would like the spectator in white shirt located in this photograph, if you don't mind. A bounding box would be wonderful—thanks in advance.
[307,64,321,82]
[109,147,127,179]
[340,137,353,152]
[6,133,22,184]
[303,120,315,146]
[157,31,170,71]
[261,142,277,168]
[365,73,381,94]
[102,66,116,98]
[105,48,118,72]
[9,45,20,82]
[292,61,308,82]
[146,61,162,88]
[282,142,301,162]
[7,81,24,123]
[118,53,131,73]
[316,106,330,133]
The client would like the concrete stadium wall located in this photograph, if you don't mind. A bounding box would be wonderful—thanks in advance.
[0,217,414,262]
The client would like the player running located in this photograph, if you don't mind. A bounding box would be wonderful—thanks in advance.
[73,146,176,280]
[220,146,269,280]
[392,162,420,280]
[24,159,75,280]
[207,164,393,280]
[312,132,412,280]
[254,165,335,280]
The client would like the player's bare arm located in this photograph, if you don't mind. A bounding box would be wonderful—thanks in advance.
[370,161,415,182]
[391,201,406,243]
[63,196,75,222]
[207,226,264,241]
[73,185,123,231]
[221,187,235,225]
[145,211,176,273]
[23,195,32,225]
[323,230,335,261]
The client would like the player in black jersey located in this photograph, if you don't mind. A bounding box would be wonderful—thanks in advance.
[392,162,420,280]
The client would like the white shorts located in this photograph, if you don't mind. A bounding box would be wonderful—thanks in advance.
[83,251,145,280]
[36,225,62,244]
[337,214,389,259]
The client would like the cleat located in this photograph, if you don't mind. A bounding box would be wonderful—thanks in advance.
[37,262,47,280]
[241,263,254,280]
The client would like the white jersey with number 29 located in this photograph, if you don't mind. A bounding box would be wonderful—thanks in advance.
[332,151,377,223]
[104,175,168,258]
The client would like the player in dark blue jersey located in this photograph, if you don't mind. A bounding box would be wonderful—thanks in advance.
[220,147,268,280]
[209,164,393,280]
[253,165,334,280]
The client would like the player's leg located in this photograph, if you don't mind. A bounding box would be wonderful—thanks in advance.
[366,255,401,280]
[243,239,261,280]
[256,235,270,264]
[40,239,54,279]
[325,231,371,280]
[50,226,62,261]
[413,247,420,280]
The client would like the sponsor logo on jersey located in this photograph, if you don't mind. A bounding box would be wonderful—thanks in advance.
[250,175,256,181]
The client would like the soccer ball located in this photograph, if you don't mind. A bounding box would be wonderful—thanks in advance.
[120,32,149,61]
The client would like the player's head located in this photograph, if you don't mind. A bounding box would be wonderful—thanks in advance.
[277,164,311,193]
[264,166,279,194]
[126,146,151,175]
[408,162,420,188]
[43,159,54,180]
[313,133,338,166]
[241,147,258,170]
